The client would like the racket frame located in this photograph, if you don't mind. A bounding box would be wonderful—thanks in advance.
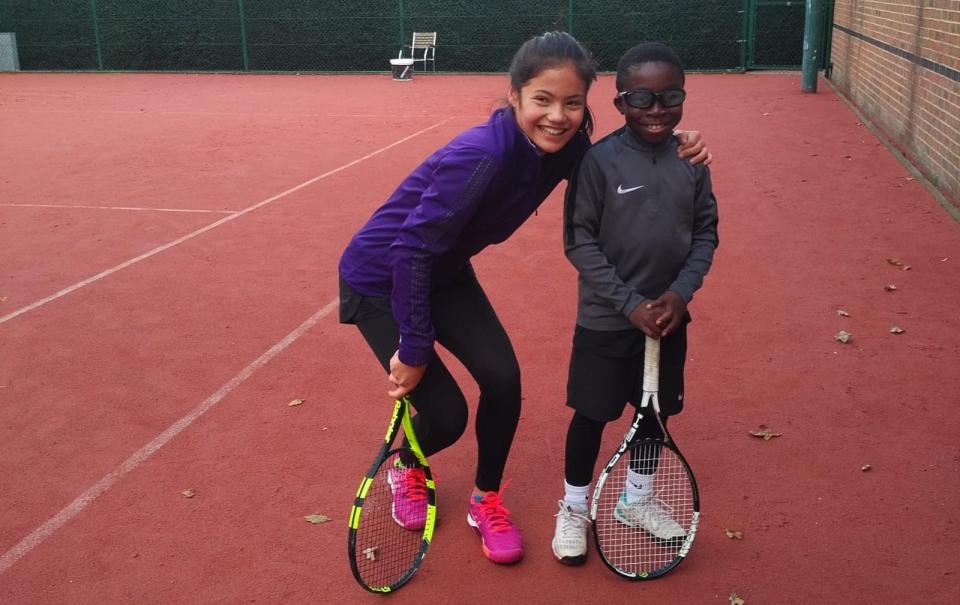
[347,396,437,593]
[589,336,701,580]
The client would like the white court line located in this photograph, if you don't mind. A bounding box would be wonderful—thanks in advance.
[0,109,441,119]
[0,297,339,576]
[0,117,452,325]
[1,203,237,214]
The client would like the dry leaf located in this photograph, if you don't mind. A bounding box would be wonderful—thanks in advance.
[889,326,904,334]
[835,330,853,343]
[0,296,7,303]
[886,258,911,270]
[288,398,305,407]
[730,593,745,605]
[884,284,897,292]
[724,528,744,540]
[182,489,196,498]
[749,425,782,440]
[941,258,949,262]
[304,513,330,524]
[363,546,378,561]
[861,464,872,472]
[837,309,850,317]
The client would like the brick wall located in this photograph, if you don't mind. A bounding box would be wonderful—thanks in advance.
[829,0,960,207]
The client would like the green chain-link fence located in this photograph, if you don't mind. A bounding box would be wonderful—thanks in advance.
[0,0,832,72]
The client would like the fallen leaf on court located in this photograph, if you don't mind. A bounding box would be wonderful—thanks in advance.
[889,326,905,334]
[837,309,850,317]
[884,284,897,292]
[843,154,852,159]
[288,398,305,407]
[861,464,872,472]
[941,258,949,262]
[182,489,196,498]
[886,258,911,270]
[835,330,853,343]
[304,514,330,524]
[761,112,771,116]
[750,425,782,440]
[363,546,378,561]
[724,528,744,540]
[905,177,915,182]
[0,296,7,303]
[730,593,746,605]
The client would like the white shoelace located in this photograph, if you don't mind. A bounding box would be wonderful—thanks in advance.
[555,501,589,538]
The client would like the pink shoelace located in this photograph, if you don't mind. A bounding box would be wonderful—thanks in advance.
[474,481,514,532]
[401,467,428,502]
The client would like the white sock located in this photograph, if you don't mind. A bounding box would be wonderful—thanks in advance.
[563,480,589,511]
[625,468,653,503]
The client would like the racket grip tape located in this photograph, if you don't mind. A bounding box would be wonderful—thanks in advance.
[643,335,660,392]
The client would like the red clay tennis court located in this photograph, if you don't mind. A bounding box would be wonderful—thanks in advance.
[1,71,958,604]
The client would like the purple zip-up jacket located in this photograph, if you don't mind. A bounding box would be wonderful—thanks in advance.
[339,107,590,366]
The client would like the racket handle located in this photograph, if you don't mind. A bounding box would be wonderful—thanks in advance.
[643,335,660,393]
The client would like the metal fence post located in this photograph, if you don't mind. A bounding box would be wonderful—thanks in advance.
[238,0,249,71]
[567,0,574,34]
[398,0,406,54]
[738,0,750,71]
[89,0,103,70]
[801,0,824,91]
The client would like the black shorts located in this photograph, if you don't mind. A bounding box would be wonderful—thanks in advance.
[566,321,688,423]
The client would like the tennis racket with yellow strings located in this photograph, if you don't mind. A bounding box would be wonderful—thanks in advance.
[347,396,436,592]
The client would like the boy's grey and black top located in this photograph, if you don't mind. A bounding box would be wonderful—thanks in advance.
[563,126,719,331]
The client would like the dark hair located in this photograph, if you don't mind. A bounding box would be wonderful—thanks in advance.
[509,31,597,136]
[615,42,685,91]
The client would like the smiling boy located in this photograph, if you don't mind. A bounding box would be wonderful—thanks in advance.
[551,42,719,565]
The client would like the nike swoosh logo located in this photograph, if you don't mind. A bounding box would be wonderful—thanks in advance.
[617,185,645,194]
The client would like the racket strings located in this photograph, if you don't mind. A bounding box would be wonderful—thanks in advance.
[352,457,427,589]
[594,440,695,577]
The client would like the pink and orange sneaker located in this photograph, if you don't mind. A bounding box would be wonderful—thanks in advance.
[466,486,523,564]
[387,460,427,530]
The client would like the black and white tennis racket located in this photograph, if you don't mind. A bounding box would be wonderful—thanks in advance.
[347,396,436,593]
[590,335,700,579]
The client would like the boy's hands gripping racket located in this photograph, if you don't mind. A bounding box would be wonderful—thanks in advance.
[348,396,436,593]
[590,335,700,579]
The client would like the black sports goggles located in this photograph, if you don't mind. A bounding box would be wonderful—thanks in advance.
[617,88,686,109]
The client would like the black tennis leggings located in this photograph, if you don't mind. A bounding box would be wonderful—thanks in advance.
[565,411,666,487]
[350,272,521,493]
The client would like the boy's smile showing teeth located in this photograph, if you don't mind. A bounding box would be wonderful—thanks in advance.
[641,123,669,132]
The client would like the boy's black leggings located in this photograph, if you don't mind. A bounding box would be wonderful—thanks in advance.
[565,411,666,487]
[343,270,521,493]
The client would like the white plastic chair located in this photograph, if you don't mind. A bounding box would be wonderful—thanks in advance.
[399,32,436,72]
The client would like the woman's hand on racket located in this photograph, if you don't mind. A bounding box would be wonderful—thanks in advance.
[674,130,712,166]
[650,291,687,337]
[388,351,426,399]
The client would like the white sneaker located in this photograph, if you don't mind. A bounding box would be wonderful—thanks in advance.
[552,500,589,565]
[614,493,685,540]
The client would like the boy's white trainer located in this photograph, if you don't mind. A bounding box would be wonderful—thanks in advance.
[552,500,589,565]
[614,493,685,540]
